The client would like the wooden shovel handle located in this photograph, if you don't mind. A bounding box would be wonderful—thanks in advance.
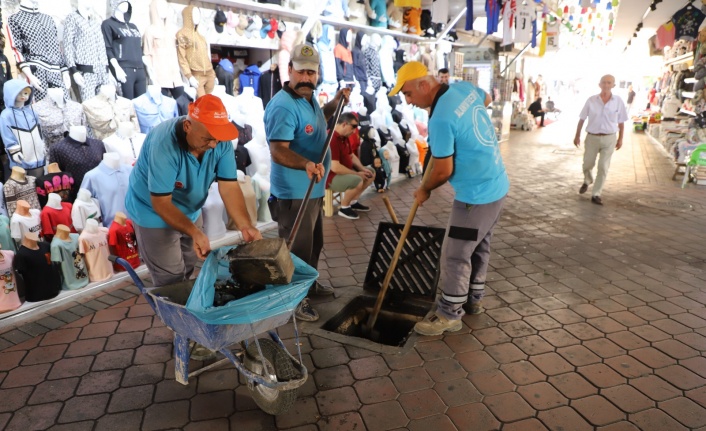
[382,196,399,224]
[366,159,435,330]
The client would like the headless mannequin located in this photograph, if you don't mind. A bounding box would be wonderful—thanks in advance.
[69,126,87,143]
[251,165,272,223]
[47,163,61,174]
[114,211,127,226]
[147,84,162,103]
[21,231,40,250]
[184,86,197,100]
[46,193,62,210]
[103,152,121,170]
[10,167,26,183]
[85,218,100,234]
[76,188,93,203]
[109,1,147,87]
[55,224,70,241]
[99,84,117,102]
[117,122,136,139]
[15,200,30,217]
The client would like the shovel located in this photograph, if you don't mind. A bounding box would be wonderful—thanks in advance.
[362,159,434,338]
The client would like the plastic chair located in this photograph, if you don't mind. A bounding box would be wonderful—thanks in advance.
[681,144,706,188]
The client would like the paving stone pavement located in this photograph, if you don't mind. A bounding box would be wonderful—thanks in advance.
[1,120,706,431]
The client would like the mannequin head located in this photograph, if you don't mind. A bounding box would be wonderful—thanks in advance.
[22,231,40,248]
[241,87,255,98]
[14,87,32,108]
[370,33,382,49]
[47,193,62,209]
[113,1,131,22]
[192,6,201,26]
[56,224,71,240]
[114,211,127,225]
[10,166,26,182]
[77,188,92,202]
[361,34,370,50]
[69,126,87,143]
[16,200,31,216]
[85,219,100,233]
[99,85,116,100]
[77,0,93,16]
[20,0,39,7]
[47,163,60,173]
[103,152,121,170]
[147,84,161,101]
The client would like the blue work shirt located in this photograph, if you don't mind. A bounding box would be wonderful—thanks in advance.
[132,92,179,134]
[81,161,132,227]
[264,83,330,199]
[428,82,510,205]
[125,117,238,228]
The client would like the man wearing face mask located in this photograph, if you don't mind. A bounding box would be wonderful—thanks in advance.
[264,44,349,321]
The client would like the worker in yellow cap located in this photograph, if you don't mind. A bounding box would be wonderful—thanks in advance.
[389,61,510,336]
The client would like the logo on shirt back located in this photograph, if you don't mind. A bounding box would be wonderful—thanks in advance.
[305,124,314,135]
[175,181,184,189]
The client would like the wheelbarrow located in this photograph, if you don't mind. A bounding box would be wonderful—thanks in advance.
[111,250,318,415]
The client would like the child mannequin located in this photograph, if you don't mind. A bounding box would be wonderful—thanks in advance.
[373,157,387,192]
[79,218,113,282]
[71,188,102,232]
[51,223,88,290]
[41,192,75,241]
[108,211,139,271]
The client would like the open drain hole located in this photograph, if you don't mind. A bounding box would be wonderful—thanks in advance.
[322,296,431,347]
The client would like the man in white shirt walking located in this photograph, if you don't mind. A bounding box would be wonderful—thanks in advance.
[573,74,628,205]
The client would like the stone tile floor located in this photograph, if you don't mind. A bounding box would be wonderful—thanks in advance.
[1,119,706,430]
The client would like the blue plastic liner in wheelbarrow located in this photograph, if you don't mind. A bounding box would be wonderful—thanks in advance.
[186,245,318,325]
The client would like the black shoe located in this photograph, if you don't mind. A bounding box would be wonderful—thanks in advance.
[295,299,319,322]
[591,196,603,205]
[338,207,359,219]
[350,202,370,212]
[579,184,588,194]
[309,282,334,296]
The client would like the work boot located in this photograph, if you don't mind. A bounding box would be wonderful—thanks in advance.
[463,300,484,315]
[413,313,462,336]
[309,281,334,296]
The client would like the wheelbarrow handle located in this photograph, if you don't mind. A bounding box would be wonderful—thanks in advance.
[286,96,347,250]
[109,255,149,295]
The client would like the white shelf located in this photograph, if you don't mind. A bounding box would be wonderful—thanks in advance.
[318,15,430,42]
[665,52,694,66]
[682,91,696,99]
[198,0,309,22]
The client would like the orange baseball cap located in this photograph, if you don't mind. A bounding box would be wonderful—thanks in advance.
[188,94,239,141]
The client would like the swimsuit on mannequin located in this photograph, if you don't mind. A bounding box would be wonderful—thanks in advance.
[48,125,107,202]
[78,218,113,282]
[132,84,178,134]
[71,188,102,232]
[7,0,71,101]
[102,0,147,100]
[40,192,76,241]
[10,199,41,244]
[177,6,216,97]
[0,79,47,177]
[15,230,62,301]
[108,211,140,271]
[82,84,140,140]
[143,0,184,98]
[80,153,131,227]
[50,223,89,290]
[102,122,145,165]
[64,0,111,102]
[4,167,40,217]
[33,87,88,148]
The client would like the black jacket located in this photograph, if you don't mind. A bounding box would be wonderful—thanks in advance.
[259,68,282,108]
[102,15,144,68]
[351,32,368,88]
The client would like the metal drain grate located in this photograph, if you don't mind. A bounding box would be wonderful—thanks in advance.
[634,198,694,212]
[364,222,446,300]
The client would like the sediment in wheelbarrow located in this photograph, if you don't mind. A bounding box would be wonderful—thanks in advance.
[227,238,295,286]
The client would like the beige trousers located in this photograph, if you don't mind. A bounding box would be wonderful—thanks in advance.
[192,69,216,97]
[582,133,617,197]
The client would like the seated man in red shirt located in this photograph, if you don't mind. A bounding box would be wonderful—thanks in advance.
[326,112,374,220]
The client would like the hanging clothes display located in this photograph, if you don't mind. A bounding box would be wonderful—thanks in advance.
[238,65,263,97]
[259,67,282,107]
[0,79,47,172]
[0,215,16,253]
[81,162,132,228]
[4,176,40,216]
[143,0,183,92]
[352,33,368,93]
[102,1,146,99]
[132,92,179,134]
[82,92,140,140]
[108,219,140,271]
[672,4,706,41]
[32,97,87,148]
[35,171,74,208]
[7,4,70,101]
[78,226,113,282]
[10,208,41,241]
[14,242,62,301]
[0,250,21,312]
[63,9,110,102]
[102,132,145,165]
[40,202,76,241]
[334,29,354,84]
[48,137,106,201]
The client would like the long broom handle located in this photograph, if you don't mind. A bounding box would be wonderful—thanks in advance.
[366,158,435,330]
[287,96,347,250]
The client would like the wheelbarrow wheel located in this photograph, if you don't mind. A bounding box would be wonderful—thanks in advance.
[243,338,298,415]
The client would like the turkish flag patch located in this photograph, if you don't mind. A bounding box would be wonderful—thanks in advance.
[305,124,314,135]
[175,181,184,189]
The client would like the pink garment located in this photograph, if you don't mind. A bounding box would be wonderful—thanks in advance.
[656,22,676,50]
[278,30,298,83]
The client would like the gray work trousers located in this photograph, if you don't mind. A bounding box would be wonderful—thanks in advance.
[437,197,506,320]
[133,216,203,287]
[276,198,324,273]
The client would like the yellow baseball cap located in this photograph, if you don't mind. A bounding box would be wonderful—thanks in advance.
[388,61,429,96]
